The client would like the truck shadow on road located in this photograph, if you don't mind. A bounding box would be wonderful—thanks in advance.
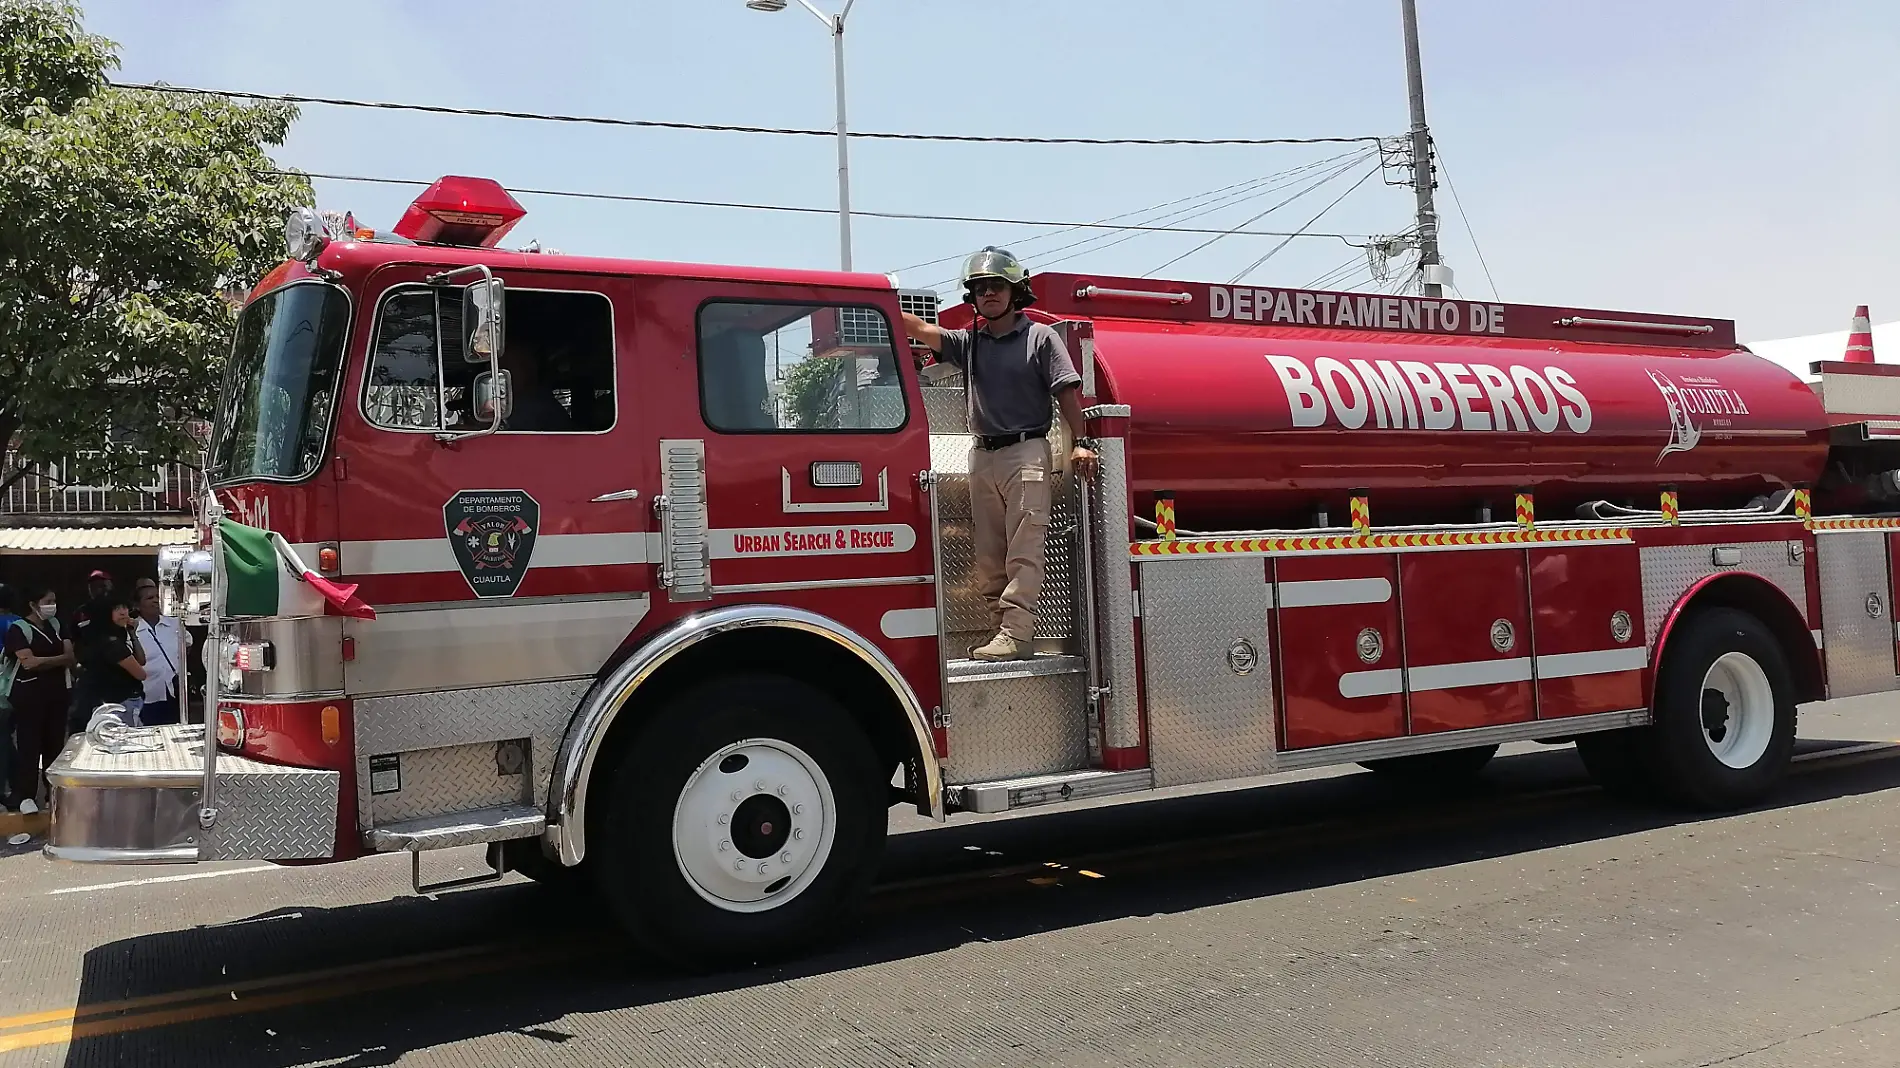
[57,739,1900,1068]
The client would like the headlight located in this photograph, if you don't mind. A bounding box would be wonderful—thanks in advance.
[285,206,329,262]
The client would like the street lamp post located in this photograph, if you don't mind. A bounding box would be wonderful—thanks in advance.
[746,0,857,272]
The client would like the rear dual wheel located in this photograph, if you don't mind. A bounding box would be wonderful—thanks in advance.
[1579,607,1795,810]
[591,674,886,970]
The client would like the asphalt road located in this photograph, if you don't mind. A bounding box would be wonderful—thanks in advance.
[2,697,1899,1067]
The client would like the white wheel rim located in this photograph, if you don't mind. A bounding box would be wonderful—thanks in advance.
[1699,651,1775,769]
[672,738,837,914]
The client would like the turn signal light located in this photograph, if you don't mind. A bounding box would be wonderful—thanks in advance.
[317,545,339,573]
[216,706,246,751]
[321,705,342,746]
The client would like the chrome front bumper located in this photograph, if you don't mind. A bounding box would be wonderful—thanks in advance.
[45,724,341,864]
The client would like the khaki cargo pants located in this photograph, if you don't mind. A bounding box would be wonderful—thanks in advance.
[969,436,1052,642]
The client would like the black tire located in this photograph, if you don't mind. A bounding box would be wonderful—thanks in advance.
[1574,729,1657,799]
[591,673,886,969]
[1360,744,1499,783]
[1644,607,1796,810]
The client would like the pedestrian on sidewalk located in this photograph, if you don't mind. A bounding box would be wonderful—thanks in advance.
[132,578,188,726]
[70,570,112,641]
[4,586,73,814]
[68,593,145,733]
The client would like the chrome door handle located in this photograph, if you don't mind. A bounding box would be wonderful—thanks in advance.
[590,488,640,503]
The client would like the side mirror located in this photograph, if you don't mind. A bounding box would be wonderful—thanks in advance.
[462,277,505,364]
[473,369,513,426]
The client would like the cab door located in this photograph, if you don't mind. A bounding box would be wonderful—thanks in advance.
[331,263,654,699]
[635,277,939,690]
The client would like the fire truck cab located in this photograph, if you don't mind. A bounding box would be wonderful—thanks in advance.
[44,176,1900,967]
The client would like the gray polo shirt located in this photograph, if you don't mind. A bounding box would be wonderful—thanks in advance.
[937,318,1081,437]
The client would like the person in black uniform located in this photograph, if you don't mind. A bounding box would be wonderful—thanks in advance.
[68,594,147,732]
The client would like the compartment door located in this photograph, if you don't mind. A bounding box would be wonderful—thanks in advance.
[1276,553,1404,749]
[1400,549,1534,734]
[1529,544,1647,718]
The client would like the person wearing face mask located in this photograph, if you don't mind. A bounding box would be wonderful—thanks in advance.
[3,586,75,814]
[901,247,1098,662]
[68,593,146,733]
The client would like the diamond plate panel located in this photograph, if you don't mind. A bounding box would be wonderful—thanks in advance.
[1816,532,1899,698]
[930,433,974,476]
[364,805,543,852]
[1816,369,1900,418]
[353,680,587,828]
[60,722,204,778]
[932,470,1082,649]
[1037,481,1082,643]
[1138,557,1275,788]
[922,387,970,435]
[203,756,340,860]
[942,670,1089,783]
[368,743,527,826]
[1090,438,1143,750]
[1639,540,1808,645]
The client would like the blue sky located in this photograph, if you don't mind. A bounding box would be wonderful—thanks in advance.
[84,0,1900,340]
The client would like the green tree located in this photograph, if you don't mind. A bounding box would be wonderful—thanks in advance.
[780,355,845,430]
[0,0,311,494]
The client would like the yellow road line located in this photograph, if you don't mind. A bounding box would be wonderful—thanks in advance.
[2,741,1894,1053]
[0,940,514,1034]
[0,942,586,1054]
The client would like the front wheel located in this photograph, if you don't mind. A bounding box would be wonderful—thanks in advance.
[592,674,886,969]
[1646,607,1796,810]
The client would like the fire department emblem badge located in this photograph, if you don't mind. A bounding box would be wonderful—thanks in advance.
[1646,369,1703,464]
[443,489,540,598]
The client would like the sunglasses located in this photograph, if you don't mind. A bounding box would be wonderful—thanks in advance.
[967,279,1010,296]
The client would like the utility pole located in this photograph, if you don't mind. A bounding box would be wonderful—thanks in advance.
[1400,0,1443,297]
[746,0,857,271]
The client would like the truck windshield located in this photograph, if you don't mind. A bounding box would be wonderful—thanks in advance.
[211,282,350,482]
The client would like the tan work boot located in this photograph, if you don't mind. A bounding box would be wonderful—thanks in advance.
[969,633,1033,662]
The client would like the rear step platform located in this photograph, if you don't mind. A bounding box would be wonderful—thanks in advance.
[948,768,1154,814]
[364,804,545,852]
[945,654,1086,683]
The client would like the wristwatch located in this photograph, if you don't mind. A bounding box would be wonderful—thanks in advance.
[1073,436,1099,451]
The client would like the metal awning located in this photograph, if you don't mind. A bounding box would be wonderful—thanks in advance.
[0,526,196,554]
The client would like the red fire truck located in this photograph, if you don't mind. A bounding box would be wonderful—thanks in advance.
[45,176,1900,965]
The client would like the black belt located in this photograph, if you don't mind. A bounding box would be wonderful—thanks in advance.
[973,430,1046,451]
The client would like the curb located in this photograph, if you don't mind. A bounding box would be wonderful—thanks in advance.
[0,812,49,839]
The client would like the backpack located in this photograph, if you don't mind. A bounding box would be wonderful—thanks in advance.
[0,618,32,710]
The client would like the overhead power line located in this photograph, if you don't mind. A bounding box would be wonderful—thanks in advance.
[116,82,1387,147]
[1142,154,1375,277]
[285,170,1372,242]
[1226,164,1383,283]
[1433,146,1499,301]
[890,165,1343,276]
[918,151,1374,288]
[1031,152,1373,274]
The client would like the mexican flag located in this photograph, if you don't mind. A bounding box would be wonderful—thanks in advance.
[218,519,377,620]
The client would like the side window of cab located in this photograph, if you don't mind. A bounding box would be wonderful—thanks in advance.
[697,301,908,433]
[362,285,616,433]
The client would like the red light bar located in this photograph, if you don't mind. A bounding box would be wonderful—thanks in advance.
[392,175,526,248]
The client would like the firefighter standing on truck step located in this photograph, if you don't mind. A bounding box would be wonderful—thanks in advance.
[902,247,1098,662]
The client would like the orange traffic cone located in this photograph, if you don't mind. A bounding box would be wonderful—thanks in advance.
[1845,305,1876,363]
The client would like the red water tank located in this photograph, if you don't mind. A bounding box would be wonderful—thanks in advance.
[1034,273,1828,530]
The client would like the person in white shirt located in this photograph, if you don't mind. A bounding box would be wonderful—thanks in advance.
[133,579,190,726]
